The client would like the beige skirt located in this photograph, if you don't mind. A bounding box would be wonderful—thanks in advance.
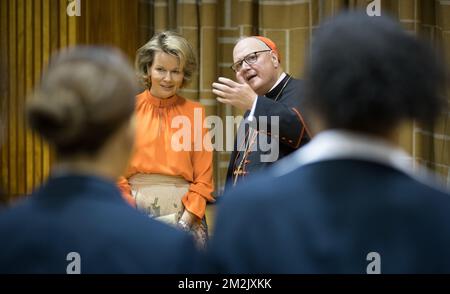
[129,173,189,225]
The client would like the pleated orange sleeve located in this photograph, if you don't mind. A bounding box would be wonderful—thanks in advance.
[117,90,214,219]
[117,176,135,207]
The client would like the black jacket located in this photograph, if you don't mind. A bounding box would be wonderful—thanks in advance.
[226,75,310,189]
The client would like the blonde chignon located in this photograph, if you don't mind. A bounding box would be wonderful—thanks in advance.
[26,46,138,155]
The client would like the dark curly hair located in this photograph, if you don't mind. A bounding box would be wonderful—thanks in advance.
[304,12,448,135]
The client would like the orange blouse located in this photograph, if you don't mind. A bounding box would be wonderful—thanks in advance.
[118,90,214,219]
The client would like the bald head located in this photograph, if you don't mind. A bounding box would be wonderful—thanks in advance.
[232,37,283,95]
[233,37,271,60]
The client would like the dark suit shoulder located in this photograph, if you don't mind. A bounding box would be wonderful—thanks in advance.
[0,187,199,273]
[211,159,450,273]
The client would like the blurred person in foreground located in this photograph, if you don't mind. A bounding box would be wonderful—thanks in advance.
[207,12,450,273]
[0,46,199,273]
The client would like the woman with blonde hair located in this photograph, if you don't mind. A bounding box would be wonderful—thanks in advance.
[118,31,214,248]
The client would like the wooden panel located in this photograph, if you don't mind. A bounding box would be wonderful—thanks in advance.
[138,0,153,45]
[25,0,34,194]
[48,0,59,168]
[33,0,43,192]
[9,0,17,197]
[81,0,139,62]
[154,1,168,32]
[42,0,50,69]
[49,0,59,55]
[16,0,26,195]
[16,0,23,195]
[59,0,67,48]
[0,0,9,200]
[1,0,68,200]
[42,0,51,183]
[68,0,77,45]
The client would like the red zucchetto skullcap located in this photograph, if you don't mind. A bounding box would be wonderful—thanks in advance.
[254,36,281,62]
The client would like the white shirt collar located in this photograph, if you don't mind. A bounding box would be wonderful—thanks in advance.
[268,72,287,93]
[274,129,415,177]
[247,72,286,122]
[274,129,450,191]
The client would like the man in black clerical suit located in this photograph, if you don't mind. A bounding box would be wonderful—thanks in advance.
[213,36,310,188]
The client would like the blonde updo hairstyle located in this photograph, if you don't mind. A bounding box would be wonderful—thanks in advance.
[26,46,138,156]
[135,31,197,89]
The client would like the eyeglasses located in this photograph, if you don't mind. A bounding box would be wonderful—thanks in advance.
[230,50,271,72]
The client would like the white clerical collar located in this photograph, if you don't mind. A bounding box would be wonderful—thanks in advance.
[274,129,416,177]
[268,72,287,93]
[247,72,287,122]
[274,129,449,191]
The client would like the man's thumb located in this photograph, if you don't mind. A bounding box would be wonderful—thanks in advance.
[236,72,246,84]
